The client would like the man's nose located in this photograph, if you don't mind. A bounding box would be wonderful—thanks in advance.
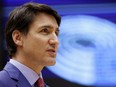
[49,33,59,47]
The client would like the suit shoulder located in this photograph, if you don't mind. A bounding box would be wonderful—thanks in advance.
[0,70,9,79]
[0,70,17,87]
[0,70,11,86]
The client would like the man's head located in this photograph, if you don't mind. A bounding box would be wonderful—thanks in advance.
[5,2,61,58]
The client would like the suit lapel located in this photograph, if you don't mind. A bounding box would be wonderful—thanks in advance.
[17,75,32,87]
[4,62,32,87]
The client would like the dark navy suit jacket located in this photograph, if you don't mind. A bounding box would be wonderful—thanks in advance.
[0,63,49,87]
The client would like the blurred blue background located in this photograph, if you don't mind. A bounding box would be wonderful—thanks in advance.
[1,0,116,87]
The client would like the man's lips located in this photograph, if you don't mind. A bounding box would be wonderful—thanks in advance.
[47,48,56,52]
[46,49,57,57]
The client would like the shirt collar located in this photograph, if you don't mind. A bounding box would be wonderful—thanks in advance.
[9,59,42,86]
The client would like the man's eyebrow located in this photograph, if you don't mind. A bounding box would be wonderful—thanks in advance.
[41,25,59,31]
[41,25,52,28]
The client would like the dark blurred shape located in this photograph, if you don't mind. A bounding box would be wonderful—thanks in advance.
[43,68,94,87]
[0,0,4,70]
[3,0,116,6]
[0,0,8,70]
[76,39,95,47]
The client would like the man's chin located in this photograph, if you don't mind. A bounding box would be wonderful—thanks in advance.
[47,61,56,66]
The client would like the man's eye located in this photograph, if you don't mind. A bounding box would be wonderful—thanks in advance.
[41,29,49,33]
[55,30,59,36]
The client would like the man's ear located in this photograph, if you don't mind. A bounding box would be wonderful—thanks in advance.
[12,30,23,46]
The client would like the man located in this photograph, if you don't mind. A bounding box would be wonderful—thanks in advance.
[0,2,61,87]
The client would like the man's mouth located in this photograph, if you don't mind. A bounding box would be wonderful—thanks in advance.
[47,49,56,57]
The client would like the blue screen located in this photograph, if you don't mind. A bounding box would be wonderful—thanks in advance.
[47,15,116,86]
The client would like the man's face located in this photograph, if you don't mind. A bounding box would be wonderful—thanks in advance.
[22,13,59,66]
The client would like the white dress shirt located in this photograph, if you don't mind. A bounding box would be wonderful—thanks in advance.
[10,59,43,87]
